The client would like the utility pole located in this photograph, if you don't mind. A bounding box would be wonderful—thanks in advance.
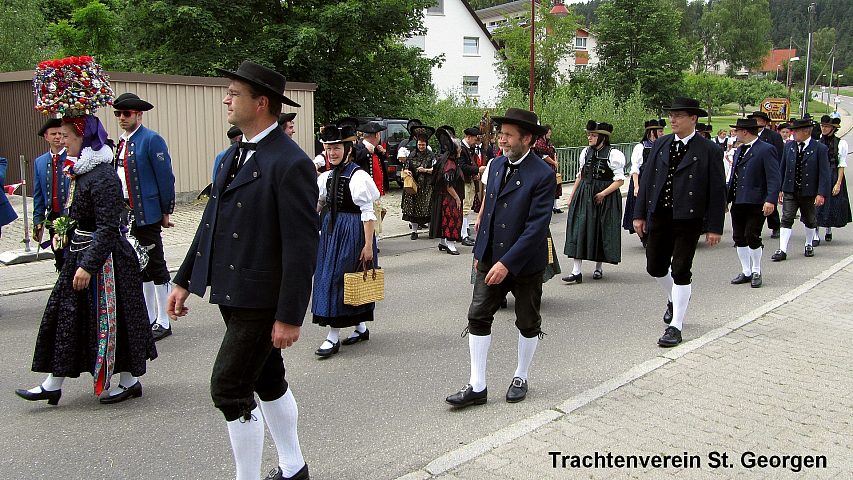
[829,55,835,106]
[802,3,815,116]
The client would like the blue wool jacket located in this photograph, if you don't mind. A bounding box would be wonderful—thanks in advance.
[114,125,176,226]
[0,156,18,227]
[32,150,71,225]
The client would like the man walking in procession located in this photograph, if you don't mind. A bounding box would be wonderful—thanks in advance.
[32,118,70,271]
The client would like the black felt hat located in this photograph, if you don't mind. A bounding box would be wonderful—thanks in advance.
[491,108,548,136]
[585,120,613,137]
[216,60,300,108]
[319,124,357,144]
[747,111,771,123]
[644,119,666,130]
[358,121,387,134]
[409,125,436,140]
[38,118,62,137]
[435,126,456,155]
[113,92,154,111]
[226,125,243,139]
[662,97,708,117]
[336,117,361,130]
[278,112,296,125]
[463,127,481,137]
[406,119,422,132]
[696,123,707,132]
[819,115,841,129]
[729,118,760,129]
[789,118,815,130]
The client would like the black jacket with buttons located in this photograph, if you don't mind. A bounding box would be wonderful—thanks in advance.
[634,133,727,234]
[173,126,319,326]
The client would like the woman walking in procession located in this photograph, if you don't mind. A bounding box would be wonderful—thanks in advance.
[312,123,380,357]
[623,119,665,246]
[429,127,465,255]
[533,125,562,214]
[563,121,625,283]
[17,56,156,405]
[814,116,851,242]
[401,125,436,239]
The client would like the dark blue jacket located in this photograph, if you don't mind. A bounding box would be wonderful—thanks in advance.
[758,127,785,161]
[727,139,781,205]
[32,150,70,225]
[0,156,17,227]
[174,127,319,326]
[634,133,727,234]
[115,125,175,226]
[779,139,831,198]
[474,152,555,276]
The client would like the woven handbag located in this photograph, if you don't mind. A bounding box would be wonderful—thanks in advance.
[343,260,385,306]
[402,170,418,195]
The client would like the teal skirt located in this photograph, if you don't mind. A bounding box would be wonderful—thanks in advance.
[563,178,622,264]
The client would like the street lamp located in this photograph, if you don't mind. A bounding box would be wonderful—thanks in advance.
[837,74,845,104]
[529,0,569,111]
[775,64,781,82]
[803,2,816,116]
[786,56,799,104]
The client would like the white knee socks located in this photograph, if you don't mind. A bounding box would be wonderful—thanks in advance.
[655,272,674,302]
[513,333,539,381]
[259,390,306,477]
[320,328,340,349]
[105,372,138,396]
[154,282,172,328]
[749,247,762,274]
[227,407,265,480]
[779,227,793,252]
[670,284,691,331]
[409,222,418,233]
[29,373,64,393]
[142,281,157,325]
[736,247,751,275]
[468,334,491,392]
[355,322,367,333]
[446,240,458,252]
[572,259,582,275]
[805,227,815,246]
[461,217,470,239]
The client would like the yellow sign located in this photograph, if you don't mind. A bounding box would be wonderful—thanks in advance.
[761,98,791,122]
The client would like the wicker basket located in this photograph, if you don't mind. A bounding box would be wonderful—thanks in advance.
[402,170,418,195]
[343,261,385,306]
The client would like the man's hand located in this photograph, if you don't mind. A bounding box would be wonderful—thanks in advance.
[815,195,825,207]
[484,261,509,285]
[167,285,190,320]
[72,268,92,291]
[762,202,776,216]
[33,224,44,242]
[161,213,174,228]
[272,322,300,349]
[705,232,721,246]
[633,219,647,238]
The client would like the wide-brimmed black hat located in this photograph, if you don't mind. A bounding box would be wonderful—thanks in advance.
[789,118,815,130]
[729,118,760,129]
[644,119,666,130]
[319,124,357,144]
[38,118,62,137]
[278,112,296,125]
[406,119,422,131]
[778,122,790,130]
[113,92,154,111]
[704,123,714,132]
[216,60,300,108]
[435,126,456,154]
[491,108,548,136]
[696,122,707,132]
[819,115,841,129]
[409,125,435,140]
[336,117,360,130]
[747,111,771,123]
[585,120,613,137]
[358,121,387,134]
[463,127,481,137]
[438,125,456,137]
[662,96,708,117]
[226,125,243,139]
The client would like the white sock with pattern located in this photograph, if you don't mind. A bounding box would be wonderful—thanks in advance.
[226,407,265,480]
[259,390,306,477]
[468,334,491,392]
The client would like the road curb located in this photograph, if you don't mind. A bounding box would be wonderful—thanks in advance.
[398,253,853,479]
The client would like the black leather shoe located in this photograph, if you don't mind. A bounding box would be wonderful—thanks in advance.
[445,384,487,408]
[663,301,673,325]
[461,237,476,247]
[592,269,603,280]
[771,249,787,261]
[658,326,682,347]
[314,341,340,357]
[731,273,751,284]
[264,463,309,480]
[751,273,762,288]
[99,381,142,404]
[812,238,820,247]
[341,329,369,345]
[505,377,528,403]
[152,323,172,341]
[561,273,582,284]
[553,208,563,214]
[825,233,832,242]
[446,247,460,255]
[438,244,448,251]
[770,229,780,239]
[410,232,418,240]
[804,245,814,257]
[15,386,61,405]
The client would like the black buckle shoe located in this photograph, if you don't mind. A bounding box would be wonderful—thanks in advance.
[750,273,762,288]
[438,243,448,251]
[446,384,487,408]
[825,233,832,242]
[553,208,563,214]
[15,386,62,405]
[314,340,340,357]
[410,232,418,240]
[505,377,528,403]
[561,273,582,284]
[663,301,673,324]
[99,381,142,404]
[592,269,603,280]
[152,323,172,341]
[730,273,751,284]
[461,237,476,247]
[771,249,787,261]
[812,238,820,247]
[658,326,682,347]
[804,245,814,257]
[341,329,369,345]
[264,463,309,480]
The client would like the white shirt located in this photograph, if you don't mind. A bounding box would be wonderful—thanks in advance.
[397,146,410,159]
[675,130,696,147]
[317,166,380,221]
[481,150,531,186]
[629,143,645,176]
[838,139,849,168]
[240,121,279,164]
[575,146,626,182]
[117,124,143,199]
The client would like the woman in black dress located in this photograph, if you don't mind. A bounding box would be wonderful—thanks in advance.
[429,127,465,255]
[15,115,156,405]
[401,125,436,239]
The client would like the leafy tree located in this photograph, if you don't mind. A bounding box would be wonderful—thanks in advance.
[680,72,736,120]
[700,0,772,74]
[768,0,853,72]
[48,0,121,66]
[594,0,690,109]
[491,2,581,101]
[731,77,788,116]
[0,0,55,72]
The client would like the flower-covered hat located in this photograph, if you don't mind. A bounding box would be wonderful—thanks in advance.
[33,56,114,118]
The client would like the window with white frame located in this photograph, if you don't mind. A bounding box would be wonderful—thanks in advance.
[575,36,588,50]
[427,0,444,14]
[463,76,479,96]
[463,37,479,55]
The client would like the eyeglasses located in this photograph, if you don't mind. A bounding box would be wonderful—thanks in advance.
[114,110,139,118]
[668,112,691,119]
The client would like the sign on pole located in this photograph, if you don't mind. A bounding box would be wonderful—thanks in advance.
[761,98,792,122]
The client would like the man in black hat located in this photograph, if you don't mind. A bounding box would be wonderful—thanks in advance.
[279,112,296,137]
[771,118,831,262]
[445,107,554,408]
[748,111,785,238]
[358,121,388,239]
[32,118,70,270]
[460,126,483,245]
[168,60,317,480]
[726,118,781,288]
[112,92,176,341]
[633,96,726,347]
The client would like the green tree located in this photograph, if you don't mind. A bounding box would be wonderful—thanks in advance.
[491,2,581,102]
[48,0,121,65]
[0,0,55,72]
[594,0,690,109]
[731,77,788,116]
[701,0,773,74]
[681,72,737,120]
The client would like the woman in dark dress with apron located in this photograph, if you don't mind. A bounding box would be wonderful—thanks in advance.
[401,125,436,239]
[623,119,665,246]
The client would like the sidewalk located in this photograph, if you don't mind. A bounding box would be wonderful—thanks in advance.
[399,256,853,479]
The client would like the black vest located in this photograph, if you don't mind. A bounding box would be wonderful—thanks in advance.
[581,145,615,181]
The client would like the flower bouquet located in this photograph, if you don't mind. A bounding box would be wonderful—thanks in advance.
[47,215,75,250]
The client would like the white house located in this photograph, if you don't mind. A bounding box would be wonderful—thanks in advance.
[405,0,502,104]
